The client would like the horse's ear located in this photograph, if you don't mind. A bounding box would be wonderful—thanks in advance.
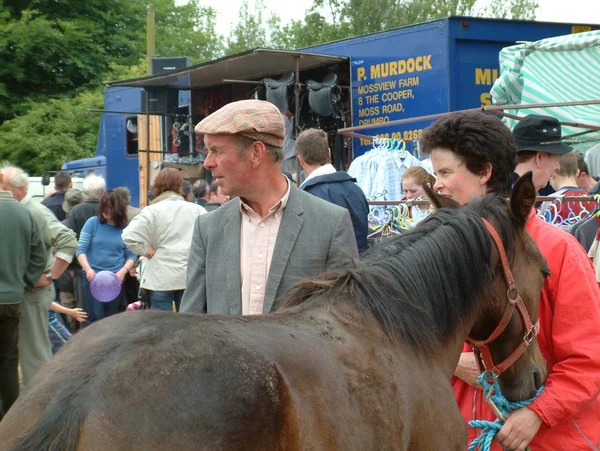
[510,172,536,226]
[422,182,461,210]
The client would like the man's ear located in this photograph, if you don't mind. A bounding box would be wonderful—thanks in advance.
[250,141,267,166]
[510,172,536,227]
[423,182,461,210]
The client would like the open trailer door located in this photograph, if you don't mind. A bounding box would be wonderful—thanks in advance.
[109,49,350,206]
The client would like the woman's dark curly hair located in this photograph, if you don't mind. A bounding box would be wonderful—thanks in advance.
[97,190,128,229]
[420,112,517,196]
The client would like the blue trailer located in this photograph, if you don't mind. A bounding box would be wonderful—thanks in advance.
[67,17,598,207]
[62,87,143,203]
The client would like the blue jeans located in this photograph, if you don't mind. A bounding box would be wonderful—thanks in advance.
[149,290,184,312]
[82,276,123,323]
[48,311,72,355]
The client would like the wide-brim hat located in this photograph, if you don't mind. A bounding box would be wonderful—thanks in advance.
[513,114,573,155]
[62,188,86,213]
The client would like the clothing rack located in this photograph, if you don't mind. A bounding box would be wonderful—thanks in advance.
[368,196,599,205]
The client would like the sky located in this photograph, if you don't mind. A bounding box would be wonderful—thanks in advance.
[192,0,600,37]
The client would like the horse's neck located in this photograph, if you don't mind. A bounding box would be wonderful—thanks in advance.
[321,297,476,381]
[435,318,478,381]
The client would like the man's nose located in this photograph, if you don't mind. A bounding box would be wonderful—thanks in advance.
[204,153,215,170]
[433,180,442,192]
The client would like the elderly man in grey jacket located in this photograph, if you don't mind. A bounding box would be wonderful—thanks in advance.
[1,165,78,385]
[180,100,358,315]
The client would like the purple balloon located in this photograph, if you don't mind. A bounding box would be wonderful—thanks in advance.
[90,271,121,302]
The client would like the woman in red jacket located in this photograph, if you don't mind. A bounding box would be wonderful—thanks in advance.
[421,111,600,451]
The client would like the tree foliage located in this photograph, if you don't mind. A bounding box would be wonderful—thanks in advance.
[245,0,538,51]
[0,0,539,174]
[0,90,104,175]
[153,0,223,62]
[226,0,269,54]
[0,61,148,175]
[0,0,221,174]
[0,0,221,123]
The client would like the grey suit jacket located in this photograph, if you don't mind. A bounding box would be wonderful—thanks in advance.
[180,184,358,314]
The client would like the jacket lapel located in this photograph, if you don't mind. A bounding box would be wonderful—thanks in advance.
[263,187,304,313]
[223,203,242,314]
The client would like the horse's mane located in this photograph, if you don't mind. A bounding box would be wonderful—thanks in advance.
[283,194,516,353]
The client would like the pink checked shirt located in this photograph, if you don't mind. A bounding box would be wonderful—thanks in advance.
[240,178,291,315]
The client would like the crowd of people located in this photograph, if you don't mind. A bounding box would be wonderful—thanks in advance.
[1,99,599,450]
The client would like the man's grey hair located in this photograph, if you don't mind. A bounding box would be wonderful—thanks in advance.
[182,180,193,198]
[236,136,283,163]
[82,174,106,197]
[0,164,29,191]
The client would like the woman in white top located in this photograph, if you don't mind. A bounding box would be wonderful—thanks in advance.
[401,166,436,223]
[122,168,207,311]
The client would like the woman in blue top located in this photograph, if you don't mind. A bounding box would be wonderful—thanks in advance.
[76,190,136,323]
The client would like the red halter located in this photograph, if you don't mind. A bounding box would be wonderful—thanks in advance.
[466,218,539,382]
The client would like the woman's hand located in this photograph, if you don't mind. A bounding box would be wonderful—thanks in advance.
[85,269,96,282]
[496,407,543,450]
[68,308,88,323]
[454,352,483,389]
[115,268,127,284]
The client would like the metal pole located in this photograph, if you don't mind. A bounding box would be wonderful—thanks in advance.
[87,109,179,116]
[485,99,600,111]
[495,110,600,131]
[338,99,600,136]
[147,5,155,76]
[222,79,265,85]
[145,94,151,208]
[338,107,484,134]
[294,56,301,184]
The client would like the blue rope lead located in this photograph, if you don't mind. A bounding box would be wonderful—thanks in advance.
[467,372,544,451]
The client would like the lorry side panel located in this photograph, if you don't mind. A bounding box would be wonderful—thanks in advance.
[448,18,597,113]
[307,21,450,158]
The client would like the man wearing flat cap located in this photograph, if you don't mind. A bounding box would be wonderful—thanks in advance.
[180,100,358,315]
[514,114,573,192]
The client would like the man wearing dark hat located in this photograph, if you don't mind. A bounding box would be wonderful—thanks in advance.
[513,114,572,192]
[180,99,358,315]
[62,188,86,217]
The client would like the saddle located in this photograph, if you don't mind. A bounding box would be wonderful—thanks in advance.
[248,84,266,101]
[263,71,295,114]
[306,73,341,118]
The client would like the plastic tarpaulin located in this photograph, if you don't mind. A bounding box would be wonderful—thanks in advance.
[491,30,600,151]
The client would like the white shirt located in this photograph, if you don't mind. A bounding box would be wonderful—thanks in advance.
[122,194,207,290]
[300,164,337,188]
[240,177,291,315]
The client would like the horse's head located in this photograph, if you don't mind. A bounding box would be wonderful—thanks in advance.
[426,173,548,401]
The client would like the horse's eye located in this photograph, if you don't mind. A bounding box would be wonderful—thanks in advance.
[541,269,551,279]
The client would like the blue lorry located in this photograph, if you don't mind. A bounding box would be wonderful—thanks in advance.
[63,17,598,207]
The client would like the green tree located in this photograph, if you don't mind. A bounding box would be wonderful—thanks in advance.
[225,0,269,54]
[0,61,147,175]
[277,0,538,48]
[270,12,348,49]
[0,0,221,123]
[0,0,221,173]
[0,90,104,175]
[485,0,538,19]
[152,0,223,62]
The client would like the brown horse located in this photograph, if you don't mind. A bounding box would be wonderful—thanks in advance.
[0,175,548,451]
